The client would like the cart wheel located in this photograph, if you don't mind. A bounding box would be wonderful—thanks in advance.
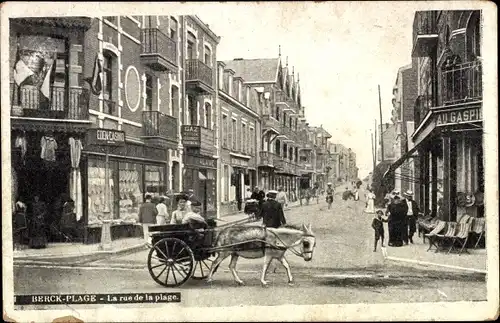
[147,237,194,288]
[191,254,216,280]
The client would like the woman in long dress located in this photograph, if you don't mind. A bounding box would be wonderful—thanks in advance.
[386,192,408,247]
[364,189,376,213]
[29,195,48,249]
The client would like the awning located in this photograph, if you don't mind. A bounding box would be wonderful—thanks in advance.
[382,144,420,182]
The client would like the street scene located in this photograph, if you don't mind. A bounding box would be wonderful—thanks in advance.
[2,2,496,322]
[14,191,486,307]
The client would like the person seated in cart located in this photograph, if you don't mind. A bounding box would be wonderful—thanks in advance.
[170,193,190,225]
[182,199,207,228]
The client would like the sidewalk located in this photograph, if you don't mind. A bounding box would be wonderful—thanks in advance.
[382,235,487,274]
[13,238,146,266]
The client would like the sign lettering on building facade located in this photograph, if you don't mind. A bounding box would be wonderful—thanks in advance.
[230,157,249,168]
[181,126,201,146]
[88,129,126,146]
[185,154,217,169]
[435,107,482,126]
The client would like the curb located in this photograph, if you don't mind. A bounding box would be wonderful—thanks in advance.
[13,243,147,266]
[381,247,487,275]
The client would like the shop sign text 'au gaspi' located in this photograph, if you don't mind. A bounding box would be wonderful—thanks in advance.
[435,107,482,126]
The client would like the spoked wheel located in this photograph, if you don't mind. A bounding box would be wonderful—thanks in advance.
[191,254,216,280]
[147,237,194,288]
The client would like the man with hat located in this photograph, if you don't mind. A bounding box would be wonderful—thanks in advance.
[403,190,420,244]
[258,190,287,228]
[138,193,158,242]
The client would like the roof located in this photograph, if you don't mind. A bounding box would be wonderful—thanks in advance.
[222,58,280,83]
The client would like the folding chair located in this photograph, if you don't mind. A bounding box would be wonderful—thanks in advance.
[421,217,439,243]
[448,222,472,255]
[424,220,446,252]
[434,222,457,253]
[472,218,486,249]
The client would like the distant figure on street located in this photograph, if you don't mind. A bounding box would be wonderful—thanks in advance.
[138,194,158,241]
[372,210,388,252]
[364,189,376,213]
[386,190,408,247]
[342,187,353,201]
[156,196,169,225]
[276,186,288,209]
[325,183,335,209]
[258,190,287,228]
[403,190,419,244]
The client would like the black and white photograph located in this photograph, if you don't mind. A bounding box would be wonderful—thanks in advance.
[1,1,498,322]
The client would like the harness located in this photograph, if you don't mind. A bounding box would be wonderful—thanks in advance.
[265,228,316,258]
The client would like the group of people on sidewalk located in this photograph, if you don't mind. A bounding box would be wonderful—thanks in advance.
[370,189,420,251]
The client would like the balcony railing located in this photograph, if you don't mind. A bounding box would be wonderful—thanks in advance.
[103,99,116,115]
[141,28,177,71]
[142,111,179,140]
[275,158,297,174]
[412,11,438,57]
[442,60,482,105]
[259,151,277,166]
[185,59,213,88]
[262,114,281,133]
[10,83,89,120]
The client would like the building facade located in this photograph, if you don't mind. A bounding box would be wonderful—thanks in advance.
[216,61,260,215]
[385,10,483,222]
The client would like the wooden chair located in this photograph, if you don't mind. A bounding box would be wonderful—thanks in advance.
[448,222,472,255]
[424,220,446,252]
[434,221,457,253]
[471,217,486,249]
[420,217,439,243]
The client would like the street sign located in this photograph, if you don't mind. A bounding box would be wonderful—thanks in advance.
[181,125,201,147]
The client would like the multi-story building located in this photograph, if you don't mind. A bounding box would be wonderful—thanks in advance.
[9,15,221,245]
[311,126,331,190]
[223,53,303,201]
[328,143,352,184]
[297,122,317,190]
[385,10,483,222]
[216,61,260,215]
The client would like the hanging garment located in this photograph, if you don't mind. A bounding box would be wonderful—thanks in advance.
[69,137,83,168]
[14,135,27,163]
[40,136,58,162]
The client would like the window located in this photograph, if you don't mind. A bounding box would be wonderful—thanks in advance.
[224,165,229,201]
[187,32,196,60]
[103,52,115,114]
[232,118,237,150]
[222,114,228,148]
[283,112,287,127]
[169,17,177,39]
[276,107,280,121]
[204,103,211,129]
[242,123,246,153]
[250,127,255,155]
[171,85,179,117]
[145,73,153,111]
[204,45,211,66]
[104,16,117,25]
[188,95,197,125]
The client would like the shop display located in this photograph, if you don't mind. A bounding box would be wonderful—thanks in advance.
[118,162,143,223]
[87,164,114,225]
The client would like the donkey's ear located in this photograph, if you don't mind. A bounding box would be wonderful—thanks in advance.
[307,224,314,234]
[301,223,307,230]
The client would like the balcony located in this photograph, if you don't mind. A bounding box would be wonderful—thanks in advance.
[141,28,177,73]
[181,125,216,157]
[275,158,297,175]
[442,60,482,106]
[297,162,315,174]
[299,142,314,150]
[262,114,281,134]
[412,11,438,57]
[274,91,295,112]
[279,126,296,142]
[185,59,213,94]
[142,111,179,149]
[259,151,276,167]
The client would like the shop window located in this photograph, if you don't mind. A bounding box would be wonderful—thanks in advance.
[118,162,143,222]
[145,164,165,196]
[87,159,117,225]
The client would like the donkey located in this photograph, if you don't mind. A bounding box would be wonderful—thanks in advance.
[206,223,316,286]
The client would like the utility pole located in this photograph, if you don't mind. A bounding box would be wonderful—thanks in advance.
[378,84,384,162]
[371,131,376,172]
[374,119,377,166]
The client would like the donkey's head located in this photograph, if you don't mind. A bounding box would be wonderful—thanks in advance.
[300,223,316,262]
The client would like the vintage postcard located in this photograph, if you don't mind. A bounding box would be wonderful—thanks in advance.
[2,1,498,322]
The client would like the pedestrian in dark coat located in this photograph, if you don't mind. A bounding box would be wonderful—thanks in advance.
[258,190,286,228]
[139,194,158,242]
[403,190,420,244]
[386,191,408,247]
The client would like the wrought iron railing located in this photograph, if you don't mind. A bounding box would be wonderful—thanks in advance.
[259,151,276,166]
[142,110,179,140]
[10,83,89,119]
[413,11,438,38]
[185,59,213,87]
[103,98,116,115]
[141,28,177,66]
[442,60,482,105]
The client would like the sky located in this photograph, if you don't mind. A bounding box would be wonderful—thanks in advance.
[197,2,416,179]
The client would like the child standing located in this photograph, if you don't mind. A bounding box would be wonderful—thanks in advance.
[371,210,388,252]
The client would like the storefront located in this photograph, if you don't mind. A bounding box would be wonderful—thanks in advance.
[11,126,87,244]
[183,153,217,218]
[83,129,169,243]
[385,104,484,222]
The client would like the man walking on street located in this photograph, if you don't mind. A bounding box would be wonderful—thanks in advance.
[403,190,419,244]
[138,194,158,242]
[258,190,287,228]
[276,186,288,210]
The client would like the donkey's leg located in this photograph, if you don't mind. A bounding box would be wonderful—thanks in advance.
[279,256,294,285]
[229,254,245,286]
[206,252,230,283]
[260,254,273,286]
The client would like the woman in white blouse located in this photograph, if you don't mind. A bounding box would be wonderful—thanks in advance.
[170,194,189,224]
